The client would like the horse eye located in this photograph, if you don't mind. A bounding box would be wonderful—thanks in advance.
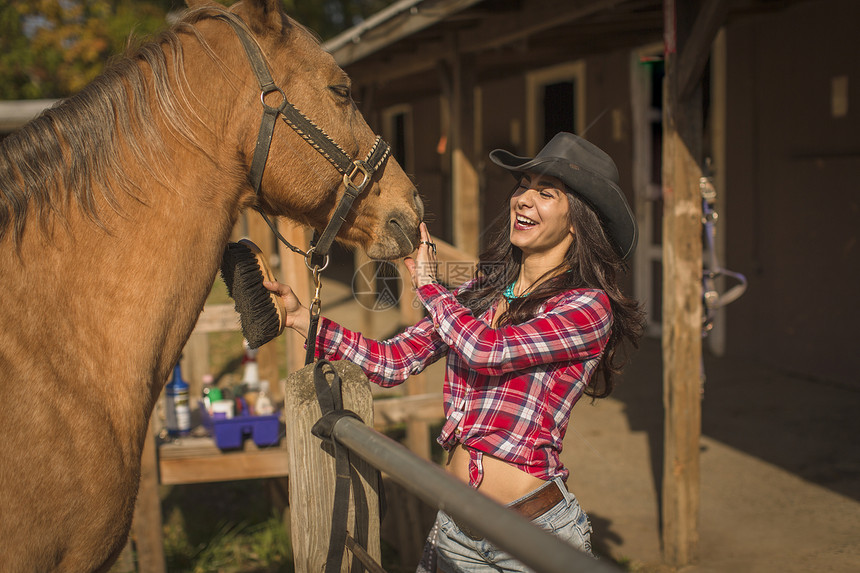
[329,85,351,100]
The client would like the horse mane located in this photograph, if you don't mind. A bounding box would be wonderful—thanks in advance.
[0,5,240,245]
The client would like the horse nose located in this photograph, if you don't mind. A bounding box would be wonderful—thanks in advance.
[386,213,418,253]
[412,188,424,220]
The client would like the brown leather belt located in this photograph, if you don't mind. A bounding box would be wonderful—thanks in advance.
[452,480,566,541]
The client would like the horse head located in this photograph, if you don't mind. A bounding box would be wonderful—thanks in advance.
[188,0,423,260]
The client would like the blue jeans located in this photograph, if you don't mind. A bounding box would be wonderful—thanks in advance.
[434,478,594,572]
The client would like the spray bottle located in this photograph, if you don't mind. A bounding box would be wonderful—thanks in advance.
[165,362,191,437]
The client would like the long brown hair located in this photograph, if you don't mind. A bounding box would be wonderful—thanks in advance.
[457,185,645,397]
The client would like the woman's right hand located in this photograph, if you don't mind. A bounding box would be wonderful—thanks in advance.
[263,280,310,337]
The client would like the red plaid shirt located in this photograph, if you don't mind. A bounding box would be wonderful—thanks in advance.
[314,281,612,486]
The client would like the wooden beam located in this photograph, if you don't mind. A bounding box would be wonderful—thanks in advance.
[344,43,443,87]
[158,438,289,485]
[131,415,166,573]
[459,0,628,53]
[372,393,444,429]
[0,99,60,132]
[340,0,648,88]
[432,235,478,287]
[327,0,484,66]
[192,303,242,334]
[661,0,704,566]
[676,0,727,100]
[446,34,481,257]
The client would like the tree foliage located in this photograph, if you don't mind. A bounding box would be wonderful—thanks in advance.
[1,1,172,99]
[0,0,395,100]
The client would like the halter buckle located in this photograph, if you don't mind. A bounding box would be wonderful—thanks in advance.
[343,160,371,196]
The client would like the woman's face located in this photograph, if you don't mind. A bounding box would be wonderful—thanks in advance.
[509,172,575,258]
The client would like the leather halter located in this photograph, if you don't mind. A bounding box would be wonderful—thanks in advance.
[216,13,391,268]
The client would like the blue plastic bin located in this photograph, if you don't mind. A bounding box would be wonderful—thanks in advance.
[199,402,281,450]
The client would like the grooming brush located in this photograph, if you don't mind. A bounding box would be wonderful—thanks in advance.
[220,239,286,349]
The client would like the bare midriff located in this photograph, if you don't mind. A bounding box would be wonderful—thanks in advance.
[445,443,547,505]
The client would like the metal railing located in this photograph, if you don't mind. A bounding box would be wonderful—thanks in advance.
[331,416,622,573]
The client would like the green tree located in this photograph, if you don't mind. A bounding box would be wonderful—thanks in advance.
[0,0,395,100]
[0,0,171,99]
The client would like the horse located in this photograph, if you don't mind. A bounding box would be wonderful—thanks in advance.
[0,0,422,570]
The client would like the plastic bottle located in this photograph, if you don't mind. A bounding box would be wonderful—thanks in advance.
[255,380,275,416]
[242,341,261,411]
[241,341,260,391]
[201,373,214,411]
[165,363,191,437]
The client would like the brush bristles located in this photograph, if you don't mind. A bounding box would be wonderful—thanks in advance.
[221,241,282,349]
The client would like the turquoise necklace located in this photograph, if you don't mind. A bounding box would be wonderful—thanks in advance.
[503,282,523,302]
[503,269,572,302]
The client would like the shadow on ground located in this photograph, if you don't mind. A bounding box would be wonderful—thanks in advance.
[613,336,860,507]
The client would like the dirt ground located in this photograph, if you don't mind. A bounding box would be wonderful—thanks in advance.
[563,336,860,572]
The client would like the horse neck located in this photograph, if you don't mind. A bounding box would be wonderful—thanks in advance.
[8,72,253,440]
[77,34,258,380]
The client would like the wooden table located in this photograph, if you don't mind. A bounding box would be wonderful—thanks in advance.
[130,426,289,573]
[157,433,289,485]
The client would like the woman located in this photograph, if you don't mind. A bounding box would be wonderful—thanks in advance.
[265,132,644,571]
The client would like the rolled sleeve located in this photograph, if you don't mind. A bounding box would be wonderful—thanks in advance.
[417,285,612,376]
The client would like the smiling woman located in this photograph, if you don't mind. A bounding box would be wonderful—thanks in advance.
[265,131,646,572]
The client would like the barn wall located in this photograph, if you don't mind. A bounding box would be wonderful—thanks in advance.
[346,0,859,387]
[724,0,860,386]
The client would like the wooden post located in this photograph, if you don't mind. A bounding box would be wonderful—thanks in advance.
[285,360,380,572]
[398,262,431,460]
[181,331,208,416]
[247,213,283,386]
[353,249,375,336]
[661,0,724,565]
[445,34,480,258]
[131,413,166,573]
[275,219,312,375]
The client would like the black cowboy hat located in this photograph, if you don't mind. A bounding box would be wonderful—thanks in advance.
[490,132,638,261]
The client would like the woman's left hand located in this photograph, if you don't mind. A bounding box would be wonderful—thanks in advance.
[404,222,438,289]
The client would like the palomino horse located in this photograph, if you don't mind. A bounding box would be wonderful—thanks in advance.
[0,0,422,570]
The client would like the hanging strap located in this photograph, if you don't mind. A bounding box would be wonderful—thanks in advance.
[310,361,386,573]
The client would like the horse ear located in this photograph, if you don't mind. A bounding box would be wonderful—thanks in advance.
[240,0,287,34]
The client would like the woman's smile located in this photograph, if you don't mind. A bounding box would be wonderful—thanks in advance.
[509,172,574,257]
[513,213,539,231]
